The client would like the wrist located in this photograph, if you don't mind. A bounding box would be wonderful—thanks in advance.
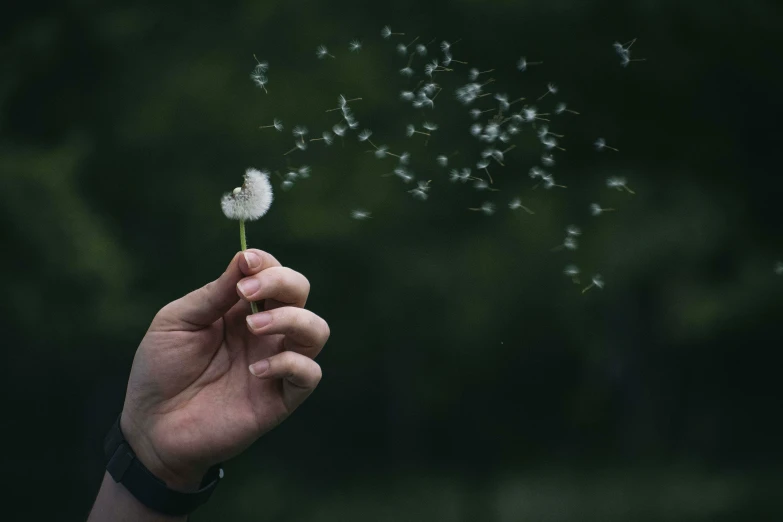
[120,412,206,492]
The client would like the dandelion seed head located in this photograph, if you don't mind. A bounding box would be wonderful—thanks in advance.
[468,68,480,81]
[564,265,580,277]
[332,123,347,137]
[422,121,438,131]
[440,40,452,52]
[321,131,334,145]
[295,140,308,151]
[358,129,373,142]
[221,168,274,221]
[592,274,605,289]
[272,118,283,131]
[564,237,578,250]
[436,155,448,167]
[470,123,483,136]
[775,261,783,275]
[406,124,416,137]
[606,176,628,190]
[416,44,427,56]
[374,145,389,158]
[298,166,311,178]
[509,198,522,210]
[349,39,362,52]
[529,167,545,179]
[399,152,411,165]
[394,167,414,183]
[590,203,603,216]
[381,25,393,39]
[517,57,528,71]
[595,138,607,150]
[293,126,308,137]
[547,82,558,94]
[478,202,495,215]
[555,102,567,114]
[474,179,490,191]
[396,43,407,55]
[400,90,415,101]
[281,180,294,191]
[566,225,582,237]
[476,158,491,169]
[400,67,414,77]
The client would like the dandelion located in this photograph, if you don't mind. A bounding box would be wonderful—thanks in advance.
[358,129,373,142]
[374,145,389,159]
[351,209,372,220]
[517,56,543,71]
[292,126,309,139]
[400,66,415,77]
[316,45,335,59]
[332,123,347,137]
[541,136,566,151]
[595,138,619,152]
[469,202,496,215]
[422,121,439,132]
[522,106,550,123]
[590,203,615,216]
[399,152,411,165]
[259,118,283,131]
[541,153,555,167]
[537,82,558,101]
[468,68,494,81]
[541,173,567,189]
[555,102,580,115]
[250,69,268,93]
[582,274,605,294]
[393,167,414,183]
[436,155,448,167]
[509,197,535,214]
[297,165,311,178]
[415,44,427,56]
[349,39,363,52]
[620,54,647,67]
[310,131,334,146]
[552,236,578,252]
[381,25,405,39]
[476,158,493,183]
[409,180,431,200]
[221,168,274,314]
[614,38,646,67]
[406,124,431,138]
[400,90,415,101]
[606,176,635,194]
[566,225,582,237]
[564,265,580,284]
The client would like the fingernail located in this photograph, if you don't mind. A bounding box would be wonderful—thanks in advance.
[246,312,272,330]
[237,278,260,298]
[249,359,270,377]
[243,251,261,270]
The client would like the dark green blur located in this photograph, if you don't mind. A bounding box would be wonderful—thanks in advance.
[2,0,782,520]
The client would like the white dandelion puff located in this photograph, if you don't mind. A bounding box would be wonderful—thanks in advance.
[358,129,373,142]
[349,39,363,52]
[555,102,580,115]
[566,225,582,237]
[436,155,448,167]
[221,168,274,222]
[541,153,555,167]
[537,82,558,101]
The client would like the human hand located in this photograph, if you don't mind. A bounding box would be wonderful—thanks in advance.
[119,250,329,491]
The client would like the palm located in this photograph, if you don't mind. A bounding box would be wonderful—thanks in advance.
[126,301,296,475]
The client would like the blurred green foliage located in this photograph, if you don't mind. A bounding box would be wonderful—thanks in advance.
[2,0,782,520]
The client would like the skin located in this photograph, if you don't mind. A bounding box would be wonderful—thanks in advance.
[88,249,330,521]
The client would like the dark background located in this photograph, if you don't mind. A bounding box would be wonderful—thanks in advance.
[2,0,782,520]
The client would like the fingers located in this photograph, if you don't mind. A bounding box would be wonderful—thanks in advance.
[249,351,322,411]
[155,249,281,330]
[246,307,330,357]
[236,266,310,309]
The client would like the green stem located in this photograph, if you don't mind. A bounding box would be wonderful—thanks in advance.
[239,220,259,315]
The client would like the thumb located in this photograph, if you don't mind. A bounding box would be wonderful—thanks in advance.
[156,249,281,329]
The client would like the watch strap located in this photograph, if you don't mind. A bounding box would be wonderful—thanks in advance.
[104,416,223,517]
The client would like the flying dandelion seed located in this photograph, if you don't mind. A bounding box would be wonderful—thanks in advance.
[537,82,558,101]
[555,102,580,115]
[259,118,283,131]
[349,39,363,52]
[221,168,274,314]
[541,153,556,167]
[351,209,372,220]
[436,155,448,167]
[595,138,619,152]
[381,25,405,39]
[517,56,542,71]
[606,176,635,194]
[590,203,615,216]
[776,261,783,275]
[409,180,431,200]
[316,45,335,59]
[582,274,605,294]
[509,197,535,214]
[564,265,581,284]
[469,202,496,215]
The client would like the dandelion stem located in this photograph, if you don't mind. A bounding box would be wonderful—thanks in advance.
[239,220,259,314]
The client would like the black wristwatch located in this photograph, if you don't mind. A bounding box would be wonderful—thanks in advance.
[104,416,223,517]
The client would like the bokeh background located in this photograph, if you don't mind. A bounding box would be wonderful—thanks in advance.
[2,0,782,520]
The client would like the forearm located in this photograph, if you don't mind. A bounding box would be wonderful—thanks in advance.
[88,473,187,522]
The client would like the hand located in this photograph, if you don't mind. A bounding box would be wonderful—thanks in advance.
[120,250,329,491]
